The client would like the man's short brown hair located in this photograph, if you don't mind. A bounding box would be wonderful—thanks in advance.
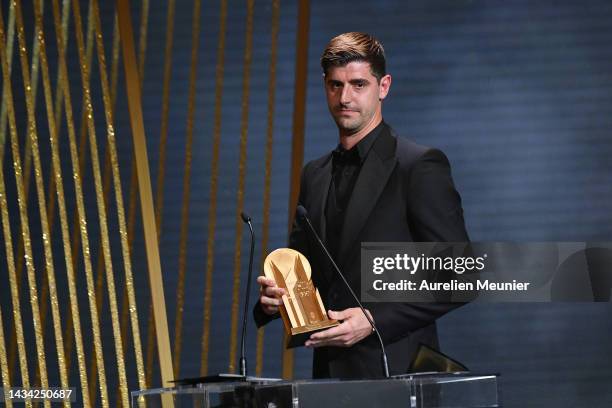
[320,32,386,81]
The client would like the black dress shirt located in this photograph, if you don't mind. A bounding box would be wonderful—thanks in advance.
[325,122,384,260]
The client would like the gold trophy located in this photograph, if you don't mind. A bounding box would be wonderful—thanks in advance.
[264,248,339,348]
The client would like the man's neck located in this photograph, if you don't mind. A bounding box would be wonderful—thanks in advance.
[339,114,383,150]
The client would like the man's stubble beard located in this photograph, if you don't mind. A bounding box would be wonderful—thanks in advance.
[335,116,361,133]
[333,109,375,136]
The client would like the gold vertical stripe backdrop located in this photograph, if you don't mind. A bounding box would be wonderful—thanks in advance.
[174,0,201,379]
[53,0,101,406]
[9,3,37,358]
[61,0,97,386]
[0,0,169,403]
[71,0,131,404]
[7,2,39,293]
[0,0,313,395]
[29,1,80,406]
[0,4,50,407]
[56,0,96,394]
[228,0,255,374]
[0,191,30,404]
[201,0,228,377]
[14,3,71,404]
[119,13,151,397]
[0,7,29,399]
[34,0,93,404]
[0,25,15,388]
[23,2,51,388]
[115,0,175,402]
[121,0,150,400]
[0,304,12,408]
[5,1,106,398]
[284,0,311,379]
[74,0,138,404]
[51,0,110,405]
[0,0,38,181]
[87,10,121,403]
[30,0,60,369]
[32,0,66,388]
[40,2,73,351]
[121,0,149,382]
[146,0,175,387]
[84,3,147,400]
[0,1,16,161]
[52,0,72,144]
[0,176,22,407]
[1,3,32,394]
[91,0,147,401]
[6,0,47,379]
[256,0,281,377]
[29,10,72,321]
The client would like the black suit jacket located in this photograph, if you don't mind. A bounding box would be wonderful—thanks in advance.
[255,123,469,379]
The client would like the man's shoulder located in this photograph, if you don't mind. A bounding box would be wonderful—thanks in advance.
[302,151,332,177]
[300,124,449,175]
[385,125,447,167]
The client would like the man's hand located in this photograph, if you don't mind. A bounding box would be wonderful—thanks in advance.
[305,308,374,348]
[257,276,286,316]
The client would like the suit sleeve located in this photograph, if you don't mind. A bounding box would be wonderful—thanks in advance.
[406,148,469,242]
[369,148,469,344]
[253,163,312,328]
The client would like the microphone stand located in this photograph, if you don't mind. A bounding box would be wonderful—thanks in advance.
[172,211,257,385]
[296,205,390,378]
[239,212,255,377]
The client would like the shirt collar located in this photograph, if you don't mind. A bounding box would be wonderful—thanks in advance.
[333,120,385,165]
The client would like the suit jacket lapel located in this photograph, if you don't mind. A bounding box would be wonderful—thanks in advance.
[309,155,332,242]
[307,155,335,283]
[337,126,397,265]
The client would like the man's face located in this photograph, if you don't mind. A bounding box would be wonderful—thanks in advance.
[324,61,391,135]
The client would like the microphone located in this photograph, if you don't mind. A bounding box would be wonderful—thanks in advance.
[295,205,390,378]
[239,211,255,377]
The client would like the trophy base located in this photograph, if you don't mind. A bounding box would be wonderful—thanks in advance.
[286,320,339,349]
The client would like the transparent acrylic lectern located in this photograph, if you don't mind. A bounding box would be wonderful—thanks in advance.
[131,373,499,407]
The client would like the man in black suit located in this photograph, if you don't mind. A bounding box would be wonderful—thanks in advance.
[255,32,469,378]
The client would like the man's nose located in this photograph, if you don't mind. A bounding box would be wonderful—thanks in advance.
[340,86,351,104]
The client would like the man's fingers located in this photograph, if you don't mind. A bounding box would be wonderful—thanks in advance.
[309,321,350,341]
[263,286,285,298]
[260,295,283,307]
[258,275,285,316]
[257,275,285,298]
[328,309,350,321]
[306,308,373,348]
[306,329,352,348]
[258,277,286,296]
[257,276,277,287]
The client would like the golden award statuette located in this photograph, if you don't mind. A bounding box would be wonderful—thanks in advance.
[264,248,339,348]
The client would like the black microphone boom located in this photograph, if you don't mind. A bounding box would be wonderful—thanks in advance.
[239,211,255,377]
[295,205,390,378]
[240,211,251,223]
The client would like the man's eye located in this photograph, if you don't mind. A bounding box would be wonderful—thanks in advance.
[354,82,365,89]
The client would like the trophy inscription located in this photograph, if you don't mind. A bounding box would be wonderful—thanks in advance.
[264,248,339,348]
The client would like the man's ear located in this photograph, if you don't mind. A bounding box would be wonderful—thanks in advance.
[379,74,392,100]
